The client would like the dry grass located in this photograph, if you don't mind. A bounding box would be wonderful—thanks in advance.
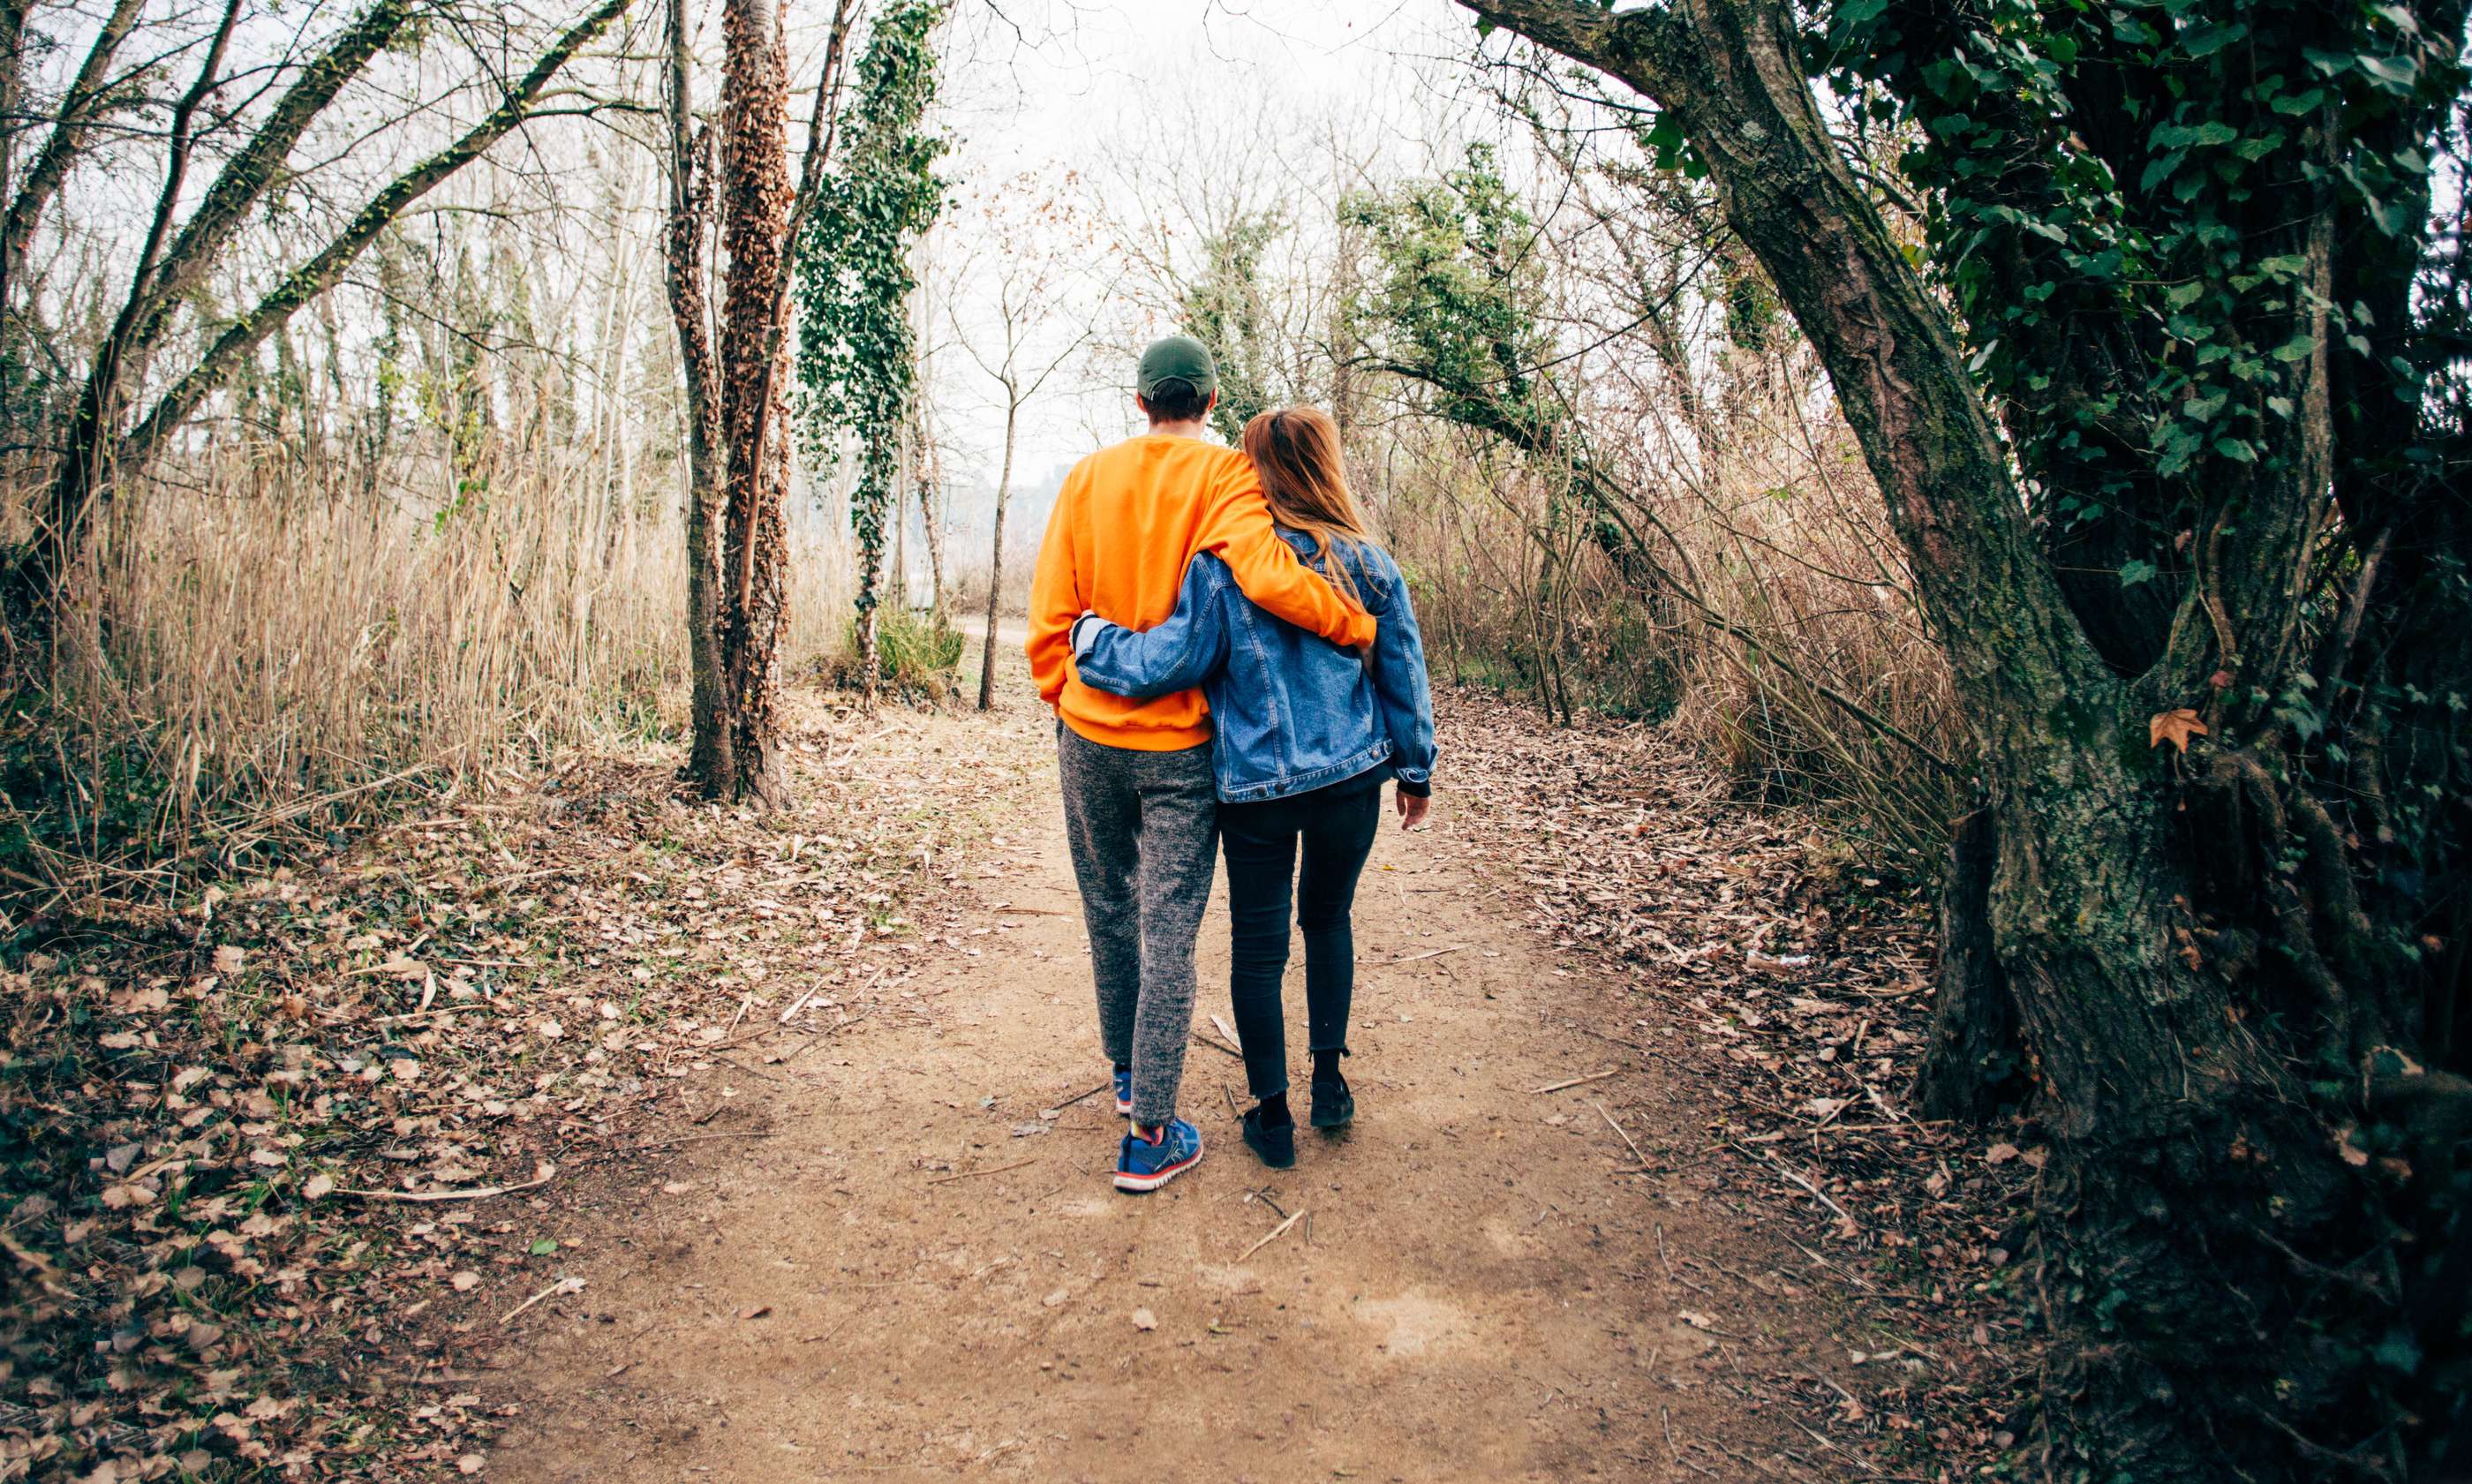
[2,441,850,914]
[1376,386,1969,875]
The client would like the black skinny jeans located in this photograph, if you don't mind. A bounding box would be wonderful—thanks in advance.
[1219,773,1383,1101]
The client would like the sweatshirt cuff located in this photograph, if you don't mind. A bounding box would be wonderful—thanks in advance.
[1069,611,1106,659]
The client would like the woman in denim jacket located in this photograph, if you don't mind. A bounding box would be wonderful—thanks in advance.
[1070,406,1437,1170]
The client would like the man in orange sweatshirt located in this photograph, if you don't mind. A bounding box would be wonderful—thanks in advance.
[1026,335,1375,1194]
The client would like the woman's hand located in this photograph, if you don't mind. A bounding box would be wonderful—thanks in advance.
[1395,787,1430,831]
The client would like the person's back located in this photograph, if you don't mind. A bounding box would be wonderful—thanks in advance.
[1075,534,1436,804]
[1023,336,1373,1198]
[1066,403,1437,1171]
[1029,434,1328,749]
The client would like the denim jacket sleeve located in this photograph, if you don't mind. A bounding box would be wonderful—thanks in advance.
[1366,554,1436,787]
[1070,554,1232,700]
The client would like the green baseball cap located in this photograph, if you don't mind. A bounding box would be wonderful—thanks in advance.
[1136,335,1217,402]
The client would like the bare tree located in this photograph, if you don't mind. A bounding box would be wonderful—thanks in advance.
[14,0,635,630]
[952,183,1099,711]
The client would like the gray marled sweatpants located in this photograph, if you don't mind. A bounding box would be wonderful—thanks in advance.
[1056,722,1218,1126]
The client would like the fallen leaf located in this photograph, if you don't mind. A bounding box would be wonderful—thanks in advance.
[1130,1307,1157,1331]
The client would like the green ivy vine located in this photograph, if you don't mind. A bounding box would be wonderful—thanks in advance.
[795,0,949,627]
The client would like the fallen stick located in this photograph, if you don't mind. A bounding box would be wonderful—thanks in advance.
[1209,1013,1243,1051]
[1044,1080,1111,1114]
[340,1169,555,1203]
[1237,1208,1307,1262]
[1591,1099,1647,1164]
[927,1159,1037,1186]
[1758,1149,1856,1224]
[1190,1030,1243,1061]
[1792,1420,1881,1475]
[629,1131,767,1152]
[500,1275,584,1327]
[1389,945,1466,964]
[1532,1069,1622,1094]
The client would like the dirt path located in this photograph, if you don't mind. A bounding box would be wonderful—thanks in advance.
[486,699,1851,1482]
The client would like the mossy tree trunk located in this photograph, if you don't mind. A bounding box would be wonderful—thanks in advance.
[1465,0,2472,1476]
[705,0,792,805]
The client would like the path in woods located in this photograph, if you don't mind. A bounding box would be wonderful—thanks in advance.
[485,684,1857,1482]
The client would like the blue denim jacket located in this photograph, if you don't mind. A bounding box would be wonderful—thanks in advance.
[1071,531,1436,804]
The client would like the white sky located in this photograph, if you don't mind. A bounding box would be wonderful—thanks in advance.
[919,0,1483,518]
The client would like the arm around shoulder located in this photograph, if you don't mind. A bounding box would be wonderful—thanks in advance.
[1196,459,1375,649]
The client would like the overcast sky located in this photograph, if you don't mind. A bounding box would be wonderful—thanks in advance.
[921,0,1483,510]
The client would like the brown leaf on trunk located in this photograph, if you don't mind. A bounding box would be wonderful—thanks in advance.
[2148,709,2207,753]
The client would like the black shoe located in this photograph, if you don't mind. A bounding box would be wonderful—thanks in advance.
[1309,1073,1354,1130]
[1241,1107,1296,1169]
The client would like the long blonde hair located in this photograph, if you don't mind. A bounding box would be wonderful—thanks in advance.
[1242,406,1370,602]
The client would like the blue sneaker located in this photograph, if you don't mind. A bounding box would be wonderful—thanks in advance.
[1112,1067,1133,1117]
[1114,1118,1203,1193]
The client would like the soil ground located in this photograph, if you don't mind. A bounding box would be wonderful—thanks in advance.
[478,662,1892,1484]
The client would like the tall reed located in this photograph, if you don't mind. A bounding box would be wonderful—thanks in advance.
[3,440,849,911]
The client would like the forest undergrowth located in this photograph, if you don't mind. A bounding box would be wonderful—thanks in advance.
[0,689,1008,1482]
[1438,693,2044,1480]
[1,679,2047,1483]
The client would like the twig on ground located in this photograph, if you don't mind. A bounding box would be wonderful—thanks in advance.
[629,1131,768,1152]
[1044,1080,1110,1114]
[1591,1099,1647,1164]
[1755,1148,1856,1224]
[340,1168,556,1203]
[1389,945,1467,964]
[1664,1406,1717,1477]
[1238,1208,1307,1262]
[927,1159,1037,1186]
[1532,1068,1622,1094]
[1190,1029,1242,1061]
[1793,1420,1881,1475]
[500,1275,584,1327]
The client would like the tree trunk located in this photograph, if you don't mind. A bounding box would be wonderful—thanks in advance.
[1912,809,2024,1120]
[976,400,1015,712]
[0,0,144,303]
[1463,2,2464,1477]
[26,0,421,622]
[711,0,792,806]
[916,408,944,618]
[667,0,730,790]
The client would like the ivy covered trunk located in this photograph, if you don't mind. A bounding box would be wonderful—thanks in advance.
[662,0,729,792]
[1466,0,2472,1476]
[711,0,793,806]
[792,0,946,714]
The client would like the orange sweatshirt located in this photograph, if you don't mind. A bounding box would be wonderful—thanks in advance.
[1026,433,1376,750]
